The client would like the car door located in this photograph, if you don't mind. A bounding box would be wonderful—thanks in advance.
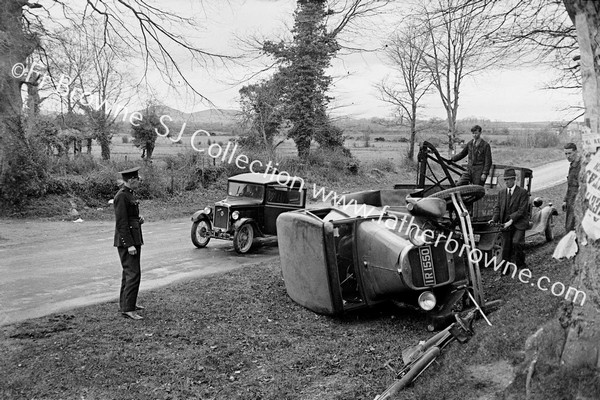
[264,185,304,234]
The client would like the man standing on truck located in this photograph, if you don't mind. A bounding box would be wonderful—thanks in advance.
[489,168,530,268]
[562,142,581,233]
[451,125,492,186]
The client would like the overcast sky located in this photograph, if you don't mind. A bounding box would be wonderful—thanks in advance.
[43,0,582,123]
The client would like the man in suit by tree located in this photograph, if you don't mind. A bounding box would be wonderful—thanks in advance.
[562,142,582,233]
[489,168,530,268]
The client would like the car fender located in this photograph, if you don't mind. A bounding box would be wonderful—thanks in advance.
[191,211,210,222]
[528,205,556,235]
[233,218,264,237]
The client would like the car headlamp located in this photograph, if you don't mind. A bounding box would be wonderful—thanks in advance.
[203,206,211,214]
[418,291,437,311]
[231,211,240,220]
[408,226,433,246]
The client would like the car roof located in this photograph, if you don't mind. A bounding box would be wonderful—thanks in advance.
[228,172,298,186]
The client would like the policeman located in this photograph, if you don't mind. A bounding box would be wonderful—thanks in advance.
[113,167,145,320]
[451,125,493,186]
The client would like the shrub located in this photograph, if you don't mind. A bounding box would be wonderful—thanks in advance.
[371,158,396,173]
[49,154,99,175]
[306,147,360,176]
[0,124,48,205]
[533,131,560,148]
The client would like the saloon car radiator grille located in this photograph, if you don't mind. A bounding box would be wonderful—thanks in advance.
[408,244,450,287]
[213,206,229,230]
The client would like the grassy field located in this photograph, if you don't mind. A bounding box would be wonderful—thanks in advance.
[1,183,598,399]
[101,132,564,168]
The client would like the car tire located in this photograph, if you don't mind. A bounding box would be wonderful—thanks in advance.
[233,223,254,254]
[428,185,486,206]
[545,215,554,242]
[191,219,211,248]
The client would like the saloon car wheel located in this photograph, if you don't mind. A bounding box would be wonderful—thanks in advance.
[191,220,211,248]
[233,223,254,254]
[545,215,554,242]
[428,185,486,206]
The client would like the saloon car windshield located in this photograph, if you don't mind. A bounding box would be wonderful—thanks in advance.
[227,182,265,199]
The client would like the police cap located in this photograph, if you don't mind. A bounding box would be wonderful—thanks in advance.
[119,167,141,180]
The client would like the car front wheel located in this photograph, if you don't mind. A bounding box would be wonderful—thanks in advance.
[191,219,211,248]
[233,223,254,254]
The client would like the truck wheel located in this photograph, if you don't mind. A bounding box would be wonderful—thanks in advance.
[191,220,211,248]
[545,215,554,242]
[428,185,485,206]
[234,223,254,254]
[488,234,504,265]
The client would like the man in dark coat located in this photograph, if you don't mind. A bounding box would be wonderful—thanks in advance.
[451,125,493,186]
[114,167,145,320]
[489,168,530,268]
[562,142,581,233]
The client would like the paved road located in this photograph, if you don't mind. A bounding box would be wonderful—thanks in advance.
[0,159,569,326]
[0,218,279,326]
[531,159,569,192]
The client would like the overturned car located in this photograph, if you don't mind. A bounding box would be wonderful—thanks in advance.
[277,191,484,330]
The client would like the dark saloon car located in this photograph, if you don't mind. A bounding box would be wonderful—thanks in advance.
[191,173,307,253]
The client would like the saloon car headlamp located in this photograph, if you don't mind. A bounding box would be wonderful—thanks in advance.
[408,226,433,246]
[418,291,437,311]
[203,206,211,214]
[231,211,240,220]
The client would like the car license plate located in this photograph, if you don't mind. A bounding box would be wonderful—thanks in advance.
[419,246,436,286]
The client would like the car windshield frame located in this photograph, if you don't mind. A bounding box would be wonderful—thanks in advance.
[227,182,265,200]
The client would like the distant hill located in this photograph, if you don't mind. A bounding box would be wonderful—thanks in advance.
[132,105,241,125]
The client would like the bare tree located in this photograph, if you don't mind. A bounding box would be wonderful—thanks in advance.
[377,23,433,160]
[0,1,227,202]
[417,0,509,154]
[422,0,600,396]
[39,21,131,159]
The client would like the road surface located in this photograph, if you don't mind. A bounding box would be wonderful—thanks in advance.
[0,159,569,326]
[531,159,569,192]
[0,218,279,326]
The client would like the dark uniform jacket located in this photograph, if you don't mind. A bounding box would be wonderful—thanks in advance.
[113,186,144,248]
[452,139,492,176]
[493,185,529,230]
[564,155,582,203]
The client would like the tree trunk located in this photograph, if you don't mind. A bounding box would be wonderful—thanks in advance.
[0,1,46,203]
[447,114,456,156]
[506,1,600,397]
[408,104,417,161]
[558,0,600,368]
